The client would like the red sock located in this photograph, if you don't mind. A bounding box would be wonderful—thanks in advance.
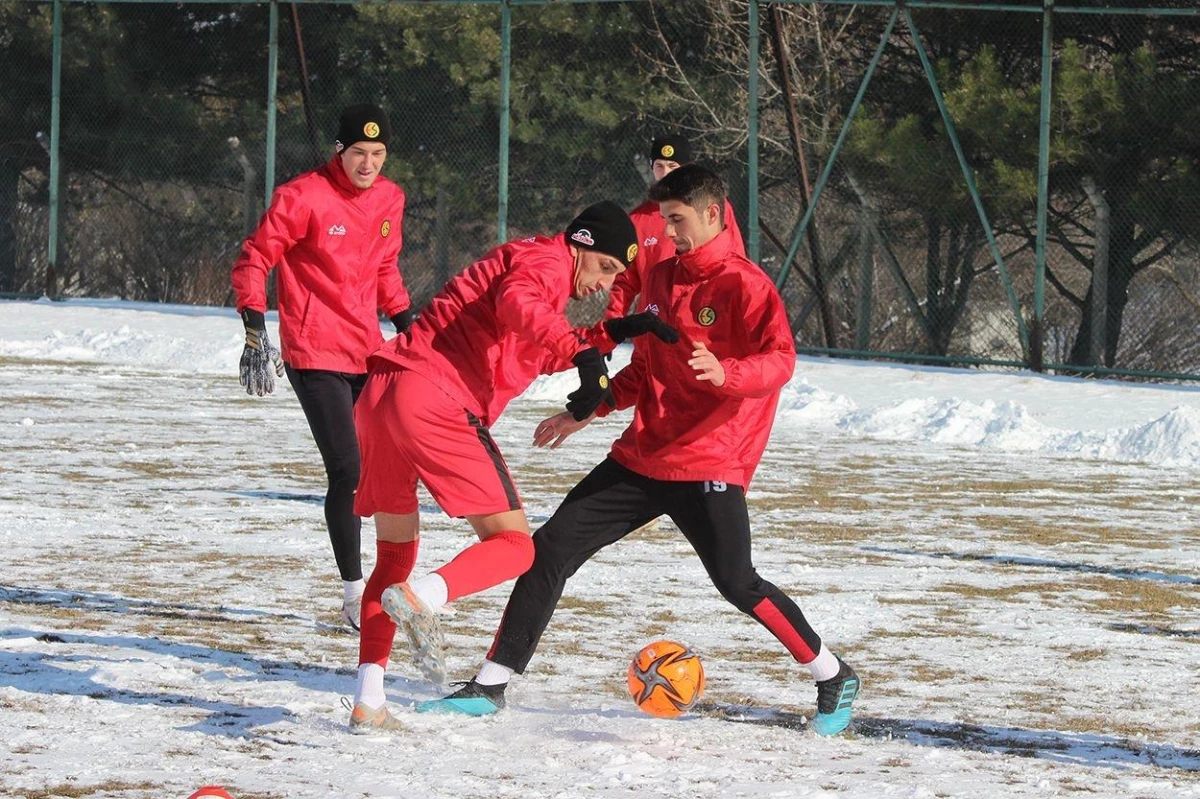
[359,539,419,667]
[434,530,534,603]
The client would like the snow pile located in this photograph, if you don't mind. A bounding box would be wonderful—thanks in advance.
[0,298,245,374]
[4,298,1200,469]
[1057,405,1200,467]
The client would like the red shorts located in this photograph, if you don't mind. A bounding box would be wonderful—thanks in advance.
[354,366,522,518]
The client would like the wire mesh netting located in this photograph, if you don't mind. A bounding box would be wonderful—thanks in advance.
[2,0,1198,377]
[757,2,1200,374]
[3,0,57,296]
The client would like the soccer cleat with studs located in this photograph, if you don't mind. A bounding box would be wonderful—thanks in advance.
[342,596,362,632]
[812,657,860,736]
[344,697,406,733]
[380,582,447,685]
[416,679,507,717]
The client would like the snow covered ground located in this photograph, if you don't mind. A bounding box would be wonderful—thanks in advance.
[0,298,1197,799]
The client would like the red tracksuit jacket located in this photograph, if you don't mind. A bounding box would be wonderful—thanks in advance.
[369,234,585,427]
[231,156,411,373]
[596,227,794,487]
[606,198,746,320]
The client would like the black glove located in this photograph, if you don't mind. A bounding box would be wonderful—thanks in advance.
[390,308,415,334]
[238,308,285,397]
[603,311,680,345]
[565,347,613,421]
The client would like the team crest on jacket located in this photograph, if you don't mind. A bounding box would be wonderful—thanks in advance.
[381,219,391,238]
[570,229,595,247]
[697,306,717,326]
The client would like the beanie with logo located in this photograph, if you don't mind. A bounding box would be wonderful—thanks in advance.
[649,134,693,166]
[565,201,639,267]
[335,104,391,152]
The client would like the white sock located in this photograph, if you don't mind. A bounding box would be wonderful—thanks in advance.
[354,663,386,709]
[343,579,365,604]
[475,659,514,687]
[408,573,449,612]
[807,644,841,682]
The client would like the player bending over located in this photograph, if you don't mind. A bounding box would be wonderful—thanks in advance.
[347,201,678,732]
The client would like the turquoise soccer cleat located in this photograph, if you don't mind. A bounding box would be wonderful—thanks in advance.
[812,658,860,736]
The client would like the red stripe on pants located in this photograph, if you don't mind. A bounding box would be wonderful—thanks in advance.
[752,596,817,663]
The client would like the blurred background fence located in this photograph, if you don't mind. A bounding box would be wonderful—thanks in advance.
[2,0,1198,379]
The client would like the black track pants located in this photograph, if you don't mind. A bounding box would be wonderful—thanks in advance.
[488,458,824,673]
[285,365,368,582]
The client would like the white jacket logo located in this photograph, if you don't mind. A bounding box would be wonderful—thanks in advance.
[645,303,661,316]
[644,236,658,246]
[328,225,347,236]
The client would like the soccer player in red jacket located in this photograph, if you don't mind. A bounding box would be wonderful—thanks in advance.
[347,201,678,732]
[231,104,413,632]
[425,165,861,736]
[607,133,746,322]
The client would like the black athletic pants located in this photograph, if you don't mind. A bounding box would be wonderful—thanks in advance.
[285,365,368,583]
[489,457,824,673]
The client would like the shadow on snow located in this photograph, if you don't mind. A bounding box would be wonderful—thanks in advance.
[861,544,1200,586]
[0,584,416,742]
[698,701,1200,772]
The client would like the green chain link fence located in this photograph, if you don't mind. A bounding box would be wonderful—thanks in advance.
[760,1,1200,380]
[2,0,1198,378]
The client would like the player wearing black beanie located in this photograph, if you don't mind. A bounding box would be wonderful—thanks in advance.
[231,102,412,633]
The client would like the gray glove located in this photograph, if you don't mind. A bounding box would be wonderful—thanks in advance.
[238,309,284,396]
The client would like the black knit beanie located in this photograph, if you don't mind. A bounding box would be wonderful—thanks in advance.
[335,104,391,152]
[649,134,693,166]
[565,201,639,266]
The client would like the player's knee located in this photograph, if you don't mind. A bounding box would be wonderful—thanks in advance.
[712,575,767,614]
[529,529,578,577]
[512,532,535,573]
[327,458,360,491]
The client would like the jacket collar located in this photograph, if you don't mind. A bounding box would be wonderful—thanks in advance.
[675,226,735,279]
[325,154,369,197]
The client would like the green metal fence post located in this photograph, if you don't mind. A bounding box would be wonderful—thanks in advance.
[904,7,1031,357]
[1033,0,1054,371]
[774,6,898,291]
[265,0,279,209]
[498,0,511,243]
[747,0,760,264]
[46,0,63,299]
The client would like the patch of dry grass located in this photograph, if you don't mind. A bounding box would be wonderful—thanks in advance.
[935,577,1198,618]
[14,780,162,798]
[556,596,613,614]
[748,452,1200,553]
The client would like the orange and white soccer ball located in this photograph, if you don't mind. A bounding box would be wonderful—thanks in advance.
[188,787,235,799]
[627,640,705,718]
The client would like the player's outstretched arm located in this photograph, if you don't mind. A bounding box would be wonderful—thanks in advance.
[532,410,594,450]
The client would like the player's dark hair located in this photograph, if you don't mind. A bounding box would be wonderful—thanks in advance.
[648,163,726,221]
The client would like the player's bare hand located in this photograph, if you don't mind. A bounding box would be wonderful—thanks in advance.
[533,410,592,449]
[687,340,726,387]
